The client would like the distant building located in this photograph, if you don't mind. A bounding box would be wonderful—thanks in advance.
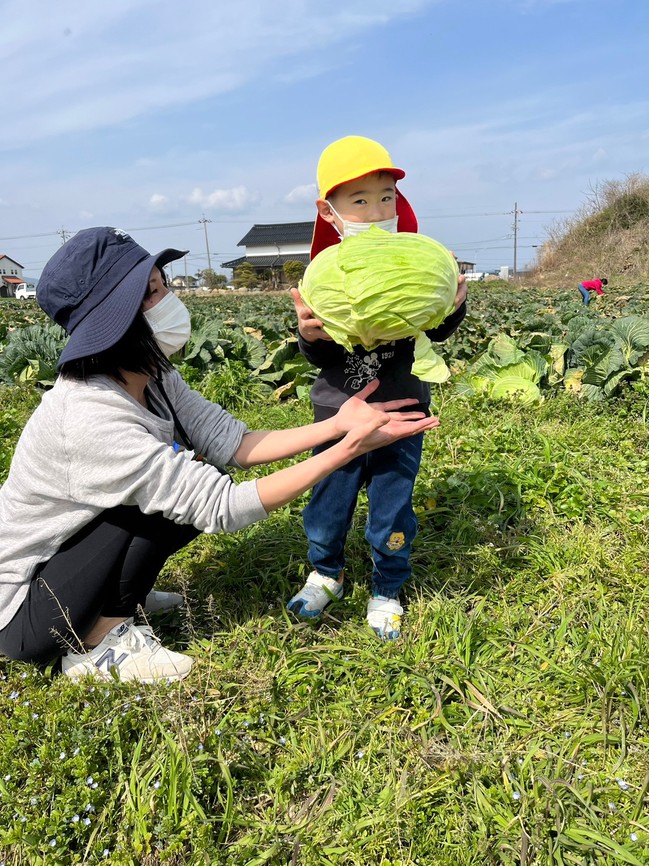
[222,222,313,282]
[222,222,475,285]
[0,254,25,297]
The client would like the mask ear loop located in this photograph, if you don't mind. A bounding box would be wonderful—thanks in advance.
[325,200,345,239]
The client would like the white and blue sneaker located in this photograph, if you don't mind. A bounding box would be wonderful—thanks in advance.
[367,595,403,640]
[287,571,344,618]
[62,620,193,683]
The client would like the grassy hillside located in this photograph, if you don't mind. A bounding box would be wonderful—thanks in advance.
[532,174,649,286]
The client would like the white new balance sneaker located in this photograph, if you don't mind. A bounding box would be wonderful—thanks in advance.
[143,589,184,613]
[287,571,344,618]
[367,595,403,640]
[62,621,193,683]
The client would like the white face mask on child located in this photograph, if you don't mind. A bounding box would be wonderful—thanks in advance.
[326,201,399,239]
[143,291,191,357]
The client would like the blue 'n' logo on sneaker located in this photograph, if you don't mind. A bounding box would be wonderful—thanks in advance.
[94,649,129,672]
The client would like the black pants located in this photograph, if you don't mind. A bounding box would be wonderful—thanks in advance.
[0,506,199,664]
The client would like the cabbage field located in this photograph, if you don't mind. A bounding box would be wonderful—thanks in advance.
[0,283,648,865]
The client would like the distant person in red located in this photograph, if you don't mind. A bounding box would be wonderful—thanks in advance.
[578,278,607,305]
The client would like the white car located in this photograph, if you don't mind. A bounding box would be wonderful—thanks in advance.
[15,283,37,300]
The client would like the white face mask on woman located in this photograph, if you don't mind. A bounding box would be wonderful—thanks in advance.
[143,291,191,357]
[327,201,399,239]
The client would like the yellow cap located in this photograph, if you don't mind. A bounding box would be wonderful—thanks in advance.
[317,135,406,200]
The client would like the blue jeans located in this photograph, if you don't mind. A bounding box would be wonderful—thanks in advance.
[578,283,590,304]
[302,434,424,598]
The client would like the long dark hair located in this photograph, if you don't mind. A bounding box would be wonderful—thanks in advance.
[59,311,172,383]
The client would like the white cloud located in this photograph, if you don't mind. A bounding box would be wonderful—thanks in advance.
[188,186,259,211]
[1,0,436,150]
[284,184,317,205]
[149,193,169,210]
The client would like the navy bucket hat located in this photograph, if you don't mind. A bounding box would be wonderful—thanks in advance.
[37,227,188,368]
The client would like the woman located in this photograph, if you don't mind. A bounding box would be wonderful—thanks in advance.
[577,277,607,305]
[0,227,438,683]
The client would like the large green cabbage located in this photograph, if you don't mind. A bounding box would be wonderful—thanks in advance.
[299,226,458,382]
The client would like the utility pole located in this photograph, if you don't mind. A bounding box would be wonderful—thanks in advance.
[57,227,70,245]
[512,203,522,277]
[198,215,212,272]
[184,255,189,290]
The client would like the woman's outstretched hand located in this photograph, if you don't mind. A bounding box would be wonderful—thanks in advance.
[332,379,440,449]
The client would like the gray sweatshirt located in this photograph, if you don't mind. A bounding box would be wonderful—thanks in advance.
[0,370,268,630]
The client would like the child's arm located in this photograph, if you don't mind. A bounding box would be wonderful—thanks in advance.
[426,278,467,342]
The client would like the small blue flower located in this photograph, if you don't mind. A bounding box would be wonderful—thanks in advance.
[59,752,66,760]
[356,751,365,759]
[279,736,287,745]
[71,815,80,823]
[8,691,19,700]
[215,729,222,736]
[630,833,638,842]
[616,778,630,791]
[49,839,57,848]
[83,817,91,826]
[86,776,94,785]
[608,802,616,812]
[512,791,521,801]
[197,743,204,752]
[102,850,110,858]
[153,781,161,790]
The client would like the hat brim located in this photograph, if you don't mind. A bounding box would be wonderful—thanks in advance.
[57,247,187,368]
[310,189,418,260]
[321,166,406,201]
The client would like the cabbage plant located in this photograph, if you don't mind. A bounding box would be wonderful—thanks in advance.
[455,334,548,404]
[299,226,458,382]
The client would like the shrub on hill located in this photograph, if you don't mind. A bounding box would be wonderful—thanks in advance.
[532,173,649,285]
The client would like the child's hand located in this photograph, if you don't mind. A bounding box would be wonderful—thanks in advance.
[454,274,467,309]
[291,287,333,342]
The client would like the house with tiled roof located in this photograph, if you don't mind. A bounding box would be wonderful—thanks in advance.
[0,254,26,297]
[221,222,475,284]
[222,222,313,280]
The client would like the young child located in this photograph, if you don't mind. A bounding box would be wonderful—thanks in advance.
[287,135,467,639]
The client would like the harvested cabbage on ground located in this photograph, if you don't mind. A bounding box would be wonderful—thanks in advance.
[299,225,459,382]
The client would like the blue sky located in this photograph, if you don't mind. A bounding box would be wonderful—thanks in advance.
[2,0,648,279]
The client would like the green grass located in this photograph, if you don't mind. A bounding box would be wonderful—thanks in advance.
[1,387,648,865]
